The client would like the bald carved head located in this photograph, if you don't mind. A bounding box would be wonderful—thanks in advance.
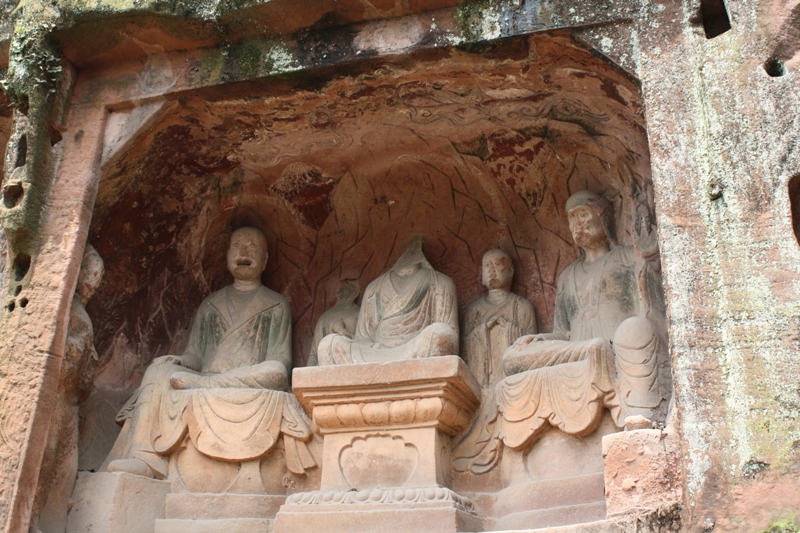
[226,227,268,283]
[481,249,514,292]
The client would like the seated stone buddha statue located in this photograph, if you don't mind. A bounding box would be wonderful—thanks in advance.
[103,227,312,479]
[455,191,669,474]
[317,237,459,365]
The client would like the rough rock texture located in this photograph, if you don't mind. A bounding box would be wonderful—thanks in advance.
[0,0,799,532]
[603,429,682,517]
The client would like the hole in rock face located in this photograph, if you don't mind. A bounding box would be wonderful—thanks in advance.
[19,297,28,308]
[12,254,30,282]
[14,285,21,296]
[49,124,63,146]
[764,57,787,77]
[700,0,732,38]
[14,134,27,169]
[3,182,24,209]
[7,301,14,312]
[788,175,800,245]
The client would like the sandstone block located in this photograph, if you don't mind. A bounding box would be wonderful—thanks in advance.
[602,428,681,516]
[65,472,169,533]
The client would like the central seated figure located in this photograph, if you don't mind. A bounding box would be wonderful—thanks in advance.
[318,238,459,365]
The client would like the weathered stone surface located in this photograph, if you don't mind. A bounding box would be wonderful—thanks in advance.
[65,472,169,533]
[603,429,682,517]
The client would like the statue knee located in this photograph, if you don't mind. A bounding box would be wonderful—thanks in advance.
[502,350,529,376]
[316,334,337,366]
[422,322,459,355]
[613,316,656,352]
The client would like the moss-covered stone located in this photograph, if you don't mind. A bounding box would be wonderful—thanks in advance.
[455,0,504,43]
[758,518,800,533]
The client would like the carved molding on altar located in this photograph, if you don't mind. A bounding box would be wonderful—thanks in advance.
[285,486,474,512]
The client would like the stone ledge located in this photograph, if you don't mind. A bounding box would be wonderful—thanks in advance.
[165,493,286,520]
[154,517,274,533]
[65,472,170,533]
[275,502,482,533]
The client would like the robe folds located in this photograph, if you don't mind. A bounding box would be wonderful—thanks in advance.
[106,285,314,477]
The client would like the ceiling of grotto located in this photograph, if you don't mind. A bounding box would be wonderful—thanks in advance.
[86,31,654,390]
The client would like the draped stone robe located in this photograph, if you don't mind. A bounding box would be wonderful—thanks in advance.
[318,263,459,364]
[463,292,537,388]
[103,285,314,478]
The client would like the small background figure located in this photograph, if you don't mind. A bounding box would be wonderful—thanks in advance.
[306,281,360,367]
[33,245,104,533]
[462,249,537,388]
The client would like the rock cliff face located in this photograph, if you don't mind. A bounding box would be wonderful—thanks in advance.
[0,1,799,532]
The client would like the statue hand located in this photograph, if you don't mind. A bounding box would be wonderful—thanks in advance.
[486,316,508,330]
[511,334,542,350]
[330,319,351,337]
[152,355,182,367]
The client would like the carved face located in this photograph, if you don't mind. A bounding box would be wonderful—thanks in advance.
[482,250,513,291]
[76,252,104,304]
[568,204,607,250]
[227,228,268,283]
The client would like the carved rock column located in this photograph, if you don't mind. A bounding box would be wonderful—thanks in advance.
[275,356,482,533]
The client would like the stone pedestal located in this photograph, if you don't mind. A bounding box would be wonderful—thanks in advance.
[275,356,481,533]
[602,427,682,516]
[155,493,285,533]
[65,472,170,533]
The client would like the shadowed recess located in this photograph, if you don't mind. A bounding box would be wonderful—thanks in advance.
[700,0,732,38]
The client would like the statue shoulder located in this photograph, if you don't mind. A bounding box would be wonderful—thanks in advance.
[556,260,580,287]
[510,291,535,310]
[464,295,486,314]
[256,285,291,313]
[609,244,639,268]
[433,270,457,292]
[197,286,228,312]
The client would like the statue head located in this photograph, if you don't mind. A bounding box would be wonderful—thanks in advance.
[76,244,104,305]
[565,191,616,250]
[227,227,268,283]
[335,280,359,306]
[481,249,513,292]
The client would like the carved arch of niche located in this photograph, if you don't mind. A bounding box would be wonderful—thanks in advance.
[78,30,660,470]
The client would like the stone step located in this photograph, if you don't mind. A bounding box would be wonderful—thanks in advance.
[165,493,286,520]
[466,472,606,524]
[492,473,605,517]
[66,472,170,533]
[154,517,273,533]
[491,501,607,531]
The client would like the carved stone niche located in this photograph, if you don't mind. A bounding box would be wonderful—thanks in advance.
[275,357,481,533]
